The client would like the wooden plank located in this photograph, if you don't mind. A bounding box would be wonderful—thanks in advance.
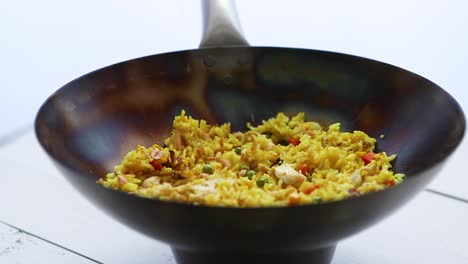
[0,131,174,263]
[334,191,468,264]
[427,138,468,202]
[0,222,96,263]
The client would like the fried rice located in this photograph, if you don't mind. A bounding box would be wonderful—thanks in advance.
[98,111,404,207]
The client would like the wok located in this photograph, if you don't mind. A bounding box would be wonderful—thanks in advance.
[35,0,465,263]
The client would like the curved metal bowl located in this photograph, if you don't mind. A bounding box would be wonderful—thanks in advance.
[35,46,465,264]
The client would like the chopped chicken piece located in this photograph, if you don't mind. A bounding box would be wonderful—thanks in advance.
[117,176,127,185]
[349,170,362,186]
[219,158,231,168]
[142,176,160,188]
[361,163,377,176]
[151,149,163,159]
[350,163,377,186]
[274,164,306,187]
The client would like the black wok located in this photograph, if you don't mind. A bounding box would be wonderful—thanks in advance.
[35,1,465,263]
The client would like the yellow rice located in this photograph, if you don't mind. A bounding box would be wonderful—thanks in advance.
[98,111,404,207]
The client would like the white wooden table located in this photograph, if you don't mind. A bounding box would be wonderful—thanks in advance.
[1,1,467,263]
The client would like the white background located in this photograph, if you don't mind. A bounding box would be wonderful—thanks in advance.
[1,1,467,263]
[1,0,467,135]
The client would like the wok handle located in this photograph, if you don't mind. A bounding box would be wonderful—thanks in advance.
[199,0,249,48]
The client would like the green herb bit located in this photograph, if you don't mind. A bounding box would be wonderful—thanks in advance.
[240,164,250,170]
[256,176,268,188]
[313,196,323,204]
[234,147,242,155]
[245,170,256,180]
[202,164,214,174]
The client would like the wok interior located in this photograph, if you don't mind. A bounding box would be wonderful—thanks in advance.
[36,47,465,180]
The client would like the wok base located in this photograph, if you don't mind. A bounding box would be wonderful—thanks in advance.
[172,245,336,264]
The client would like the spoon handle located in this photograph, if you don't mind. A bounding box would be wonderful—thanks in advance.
[199,0,249,48]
